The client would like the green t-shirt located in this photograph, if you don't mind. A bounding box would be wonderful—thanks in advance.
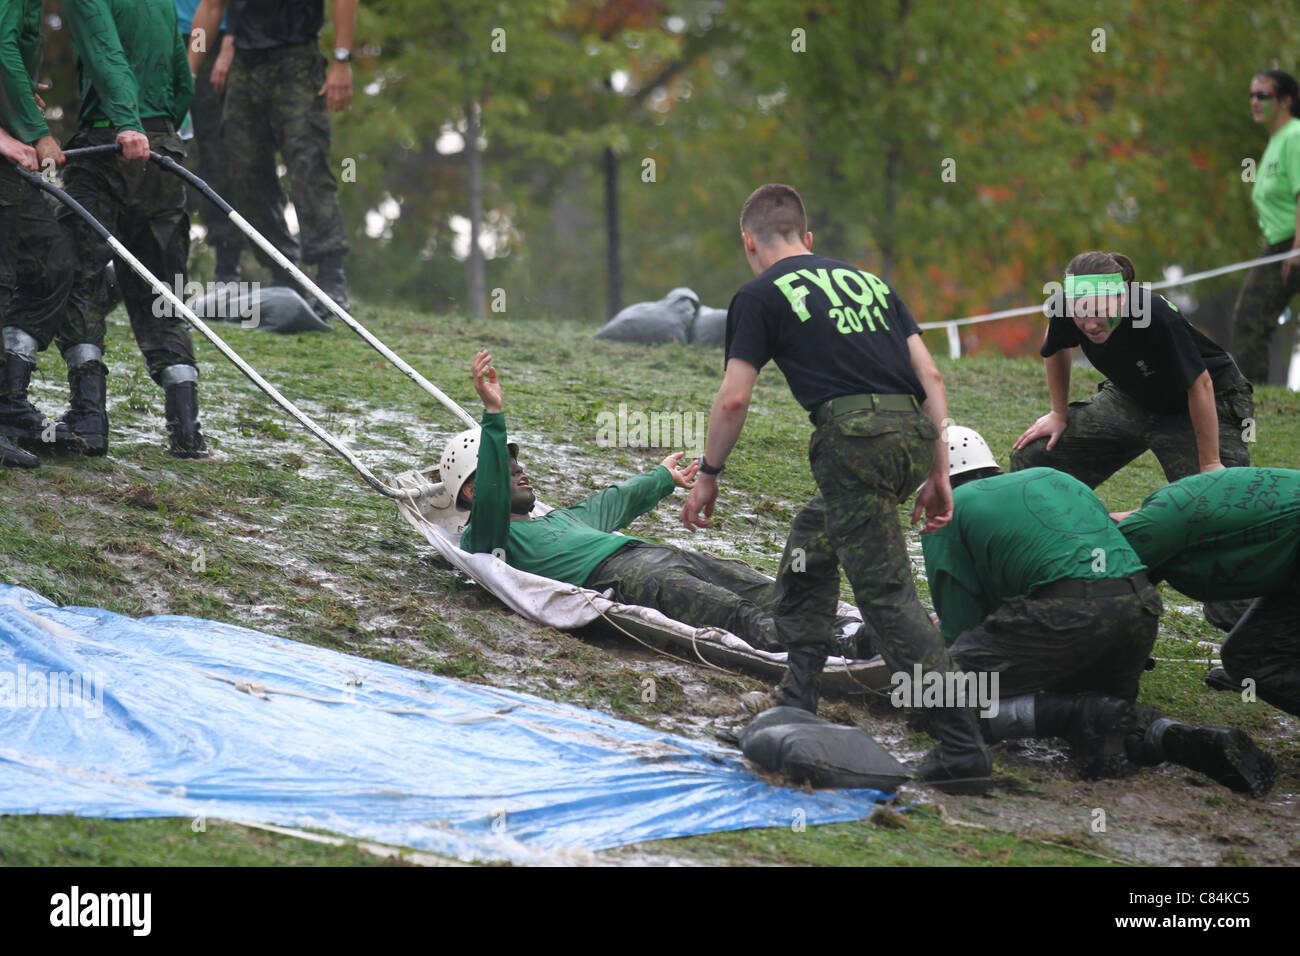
[1253,117,1300,244]
[460,411,678,587]
[1118,467,1300,601]
[922,468,1146,644]
[65,0,193,133]
[0,0,50,143]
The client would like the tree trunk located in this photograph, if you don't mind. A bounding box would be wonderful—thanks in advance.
[604,146,621,318]
[465,97,487,318]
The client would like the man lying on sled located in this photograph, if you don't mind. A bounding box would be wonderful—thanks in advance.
[448,351,865,655]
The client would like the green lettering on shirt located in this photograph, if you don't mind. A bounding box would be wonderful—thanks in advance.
[774,272,812,321]
[796,269,843,307]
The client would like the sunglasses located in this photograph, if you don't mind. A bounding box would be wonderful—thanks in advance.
[1251,91,1275,101]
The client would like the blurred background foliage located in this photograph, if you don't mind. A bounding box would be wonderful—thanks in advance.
[30,0,1300,353]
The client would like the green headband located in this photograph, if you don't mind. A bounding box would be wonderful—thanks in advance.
[1064,272,1125,298]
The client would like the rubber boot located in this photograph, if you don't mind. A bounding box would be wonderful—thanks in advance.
[777,644,827,714]
[1134,717,1276,797]
[214,246,242,285]
[161,366,208,459]
[0,349,48,444]
[914,707,994,794]
[1031,693,1137,780]
[0,434,38,469]
[1204,666,1237,692]
[56,352,108,457]
[313,253,349,316]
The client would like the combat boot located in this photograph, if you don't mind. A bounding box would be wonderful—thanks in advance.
[1135,717,1276,797]
[914,707,994,794]
[313,253,349,316]
[0,434,38,469]
[1030,693,1137,779]
[777,644,827,714]
[55,346,108,457]
[161,365,208,459]
[0,346,48,444]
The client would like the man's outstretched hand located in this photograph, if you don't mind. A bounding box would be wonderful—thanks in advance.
[471,350,502,414]
[659,451,698,489]
[680,473,718,531]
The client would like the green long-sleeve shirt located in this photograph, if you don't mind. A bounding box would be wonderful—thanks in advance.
[1118,468,1300,601]
[0,0,50,143]
[922,468,1146,644]
[65,0,192,133]
[460,411,678,586]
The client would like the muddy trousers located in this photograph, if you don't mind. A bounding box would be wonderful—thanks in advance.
[0,162,75,350]
[949,576,1162,702]
[1009,378,1253,488]
[585,541,781,649]
[772,408,952,674]
[1217,584,1300,718]
[1230,237,1300,385]
[57,125,197,383]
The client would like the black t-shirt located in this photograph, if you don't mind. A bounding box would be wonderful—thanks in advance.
[230,0,324,50]
[1041,291,1239,414]
[724,254,925,412]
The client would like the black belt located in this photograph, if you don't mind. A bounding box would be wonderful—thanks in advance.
[1030,572,1151,600]
[811,393,919,427]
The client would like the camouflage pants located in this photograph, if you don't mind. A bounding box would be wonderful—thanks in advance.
[222,41,348,266]
[1009,377,1253,487]
[772,407,953,677]
[57,126,197,381]
[949,579,1162,701]
[1230,237,1300,385]
[0,162,75,351]
[1216,569,1300,718]
[186,30,243,253]
[586,541,782,650]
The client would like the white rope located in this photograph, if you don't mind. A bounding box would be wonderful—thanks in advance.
[917,247,1300,331]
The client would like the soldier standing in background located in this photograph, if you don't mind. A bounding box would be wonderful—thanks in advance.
[58,0,209,459]
[189,0,356,313]
[175,0,244,284]
[0,0,72,469]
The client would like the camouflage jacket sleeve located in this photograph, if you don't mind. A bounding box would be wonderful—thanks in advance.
[65,0,145,133]
[0,1,49,142]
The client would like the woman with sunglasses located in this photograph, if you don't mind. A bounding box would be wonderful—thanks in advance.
[1230,69,1300,383]
[1010,251,1253,488]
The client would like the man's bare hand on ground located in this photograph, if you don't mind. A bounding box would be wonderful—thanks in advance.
[659,451,698,489]
[471,350,502,413]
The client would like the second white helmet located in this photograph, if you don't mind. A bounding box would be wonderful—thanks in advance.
[946,425,999,478]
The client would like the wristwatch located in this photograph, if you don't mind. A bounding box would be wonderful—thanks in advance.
[698,455,724,476]
[333,47,352,63]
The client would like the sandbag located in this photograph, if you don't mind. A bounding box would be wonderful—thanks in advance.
[741,706,912,791]
[596,287,699,344]
[186,284,332,334]
[691,306,727,347]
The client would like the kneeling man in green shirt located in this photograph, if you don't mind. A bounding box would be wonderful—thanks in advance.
[922,427,1274,795]
[451,351,857,653]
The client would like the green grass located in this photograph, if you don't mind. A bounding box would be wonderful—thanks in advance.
[2,303,1298,866]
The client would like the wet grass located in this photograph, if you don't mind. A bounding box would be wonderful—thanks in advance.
[1,303,1298,865]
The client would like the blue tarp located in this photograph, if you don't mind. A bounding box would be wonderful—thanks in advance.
[0,584,887,862]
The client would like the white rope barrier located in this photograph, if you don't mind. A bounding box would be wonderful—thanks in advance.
[918,247,1300,345]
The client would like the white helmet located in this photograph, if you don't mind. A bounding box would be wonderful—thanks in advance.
[946,425,999,478]
[440,428,518,507]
